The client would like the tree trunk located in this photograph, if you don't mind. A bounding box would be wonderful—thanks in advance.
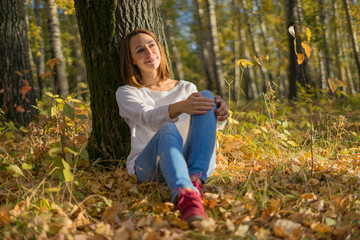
[342,0,360,86]
[24,0,38,97]
[45,0,69,97]
[73,37,87,99]
[34,0,45,97]
[284,0,301,100]
[74,0,169,162]
[241,27,258,99]
[205,0,225,96]
[341,29,357,95]
[0,0,36,126]
[258,12,275,84]
[193,0,214,91]
[241,0,271,93]
[165,20,185,80]
[318,0,332,90]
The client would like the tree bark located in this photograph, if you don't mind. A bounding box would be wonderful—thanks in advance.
[318,0,332,90]
[284,0,301,99]
[0,0,36,126]
[24,0,38,96]
[241,0,271,93]
[34,0,45,96]
[342,0,360,86]
[193,0,215,91]
[165,20,185,80]
[45,0,69,97]
[74,0,169,162]
[205,0,226,96]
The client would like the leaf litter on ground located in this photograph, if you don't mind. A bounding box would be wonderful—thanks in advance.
[1,95,360,239]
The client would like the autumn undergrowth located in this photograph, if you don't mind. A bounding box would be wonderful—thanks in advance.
[1,82,360,239]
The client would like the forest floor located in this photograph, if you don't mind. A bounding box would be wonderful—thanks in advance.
[1,91,360,239]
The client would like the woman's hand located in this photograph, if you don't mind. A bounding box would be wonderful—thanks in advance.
[214,96,230,121]
[169,92,215,119]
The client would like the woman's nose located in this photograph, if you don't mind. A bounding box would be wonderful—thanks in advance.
[145,46,152,57]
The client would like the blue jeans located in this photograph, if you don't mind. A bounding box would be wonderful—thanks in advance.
[134,90,217,202]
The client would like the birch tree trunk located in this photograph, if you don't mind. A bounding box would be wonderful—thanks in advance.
[73,37,87,99]
[241,28,258,99]
[34,0,45,96]
[240,0,270,93]
[232,0,241,99]
[45,0,69,97]
[318,0,332,90]
[0,0,36,126]
[165,20,185,80]
[194,0,214,91]
[24,0,38,95]
[205,0,225,96]
[74,0,169,161]
[342,0,360,86]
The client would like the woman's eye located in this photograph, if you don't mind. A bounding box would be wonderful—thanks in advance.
[136,49,144,54]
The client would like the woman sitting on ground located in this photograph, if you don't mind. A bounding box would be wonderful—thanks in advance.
[116,29,229,224]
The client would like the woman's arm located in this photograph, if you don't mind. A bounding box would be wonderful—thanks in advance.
[168,92,216,119]
[116,87,175,131]
[214,96,230,121]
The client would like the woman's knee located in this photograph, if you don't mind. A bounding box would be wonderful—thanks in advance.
[159,123,183,143]
[200,90,214,100]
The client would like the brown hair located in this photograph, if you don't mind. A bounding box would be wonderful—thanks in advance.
[121,29,170,88]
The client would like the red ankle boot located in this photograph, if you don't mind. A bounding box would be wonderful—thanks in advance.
[177,189,207,223]
[191,173,204,199]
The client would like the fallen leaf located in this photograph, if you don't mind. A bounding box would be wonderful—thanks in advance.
[225,218,235,232]
[234,224,249,237]
[152,202,169,214]
[273,219,302,238]
[192,218,216,232]
[311,223,332,234]
[74,211,90,227]
[168,217,188,230]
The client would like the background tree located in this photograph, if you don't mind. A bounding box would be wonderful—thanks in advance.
[205,0,226,96]
[74,0,169,162]
[33,0,46,96]
[0,0,36,126]
[342,0,360,85]
[45,0,69,97]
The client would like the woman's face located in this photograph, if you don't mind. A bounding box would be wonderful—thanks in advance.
[130,33,161,74]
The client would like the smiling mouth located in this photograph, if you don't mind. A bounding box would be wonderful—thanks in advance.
[145,57,157,63]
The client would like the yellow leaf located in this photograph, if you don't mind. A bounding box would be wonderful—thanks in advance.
[301,42,312,58]
[297,53,304,65]
[22,163,33,170]
[236,59,254,68]
[287,140,298,147]
[311,223,332,233]
[152,202,169,214]
[228,117,239,125]
[336,79,347,87]
[252,129,262,135]
[46,187,61,192]
[306,27,311,42]
[328,78,338,93]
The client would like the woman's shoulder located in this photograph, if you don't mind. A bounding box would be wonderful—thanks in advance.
[116,84,139,95]
[177,80,197,92]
